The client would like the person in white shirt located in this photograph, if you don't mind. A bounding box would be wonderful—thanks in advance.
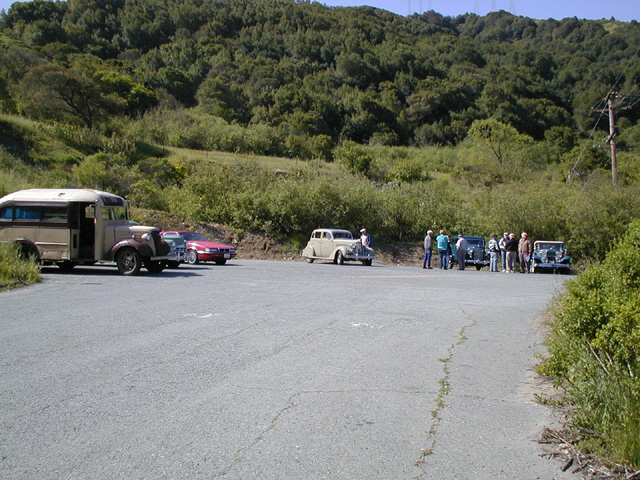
[488,234,500,272]
[360,228,372,249]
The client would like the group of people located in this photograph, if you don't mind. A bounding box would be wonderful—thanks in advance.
[422,230,533,273]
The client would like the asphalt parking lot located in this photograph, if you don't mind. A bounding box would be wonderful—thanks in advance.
[0,260,581,479]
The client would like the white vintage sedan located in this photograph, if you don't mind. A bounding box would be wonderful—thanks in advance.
[301,228,375,266]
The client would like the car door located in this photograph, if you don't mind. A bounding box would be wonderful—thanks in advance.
[319,231,334,258]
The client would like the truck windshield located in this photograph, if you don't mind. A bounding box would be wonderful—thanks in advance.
[102,206,128,221]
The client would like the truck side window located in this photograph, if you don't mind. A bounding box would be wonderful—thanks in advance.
[14,206,39,220]
[0,206,12,220]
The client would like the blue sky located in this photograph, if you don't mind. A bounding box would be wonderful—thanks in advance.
[0,0,638,22]
[321,0,639,22]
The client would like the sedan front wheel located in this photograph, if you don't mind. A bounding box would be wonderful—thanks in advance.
[186,249,199,265]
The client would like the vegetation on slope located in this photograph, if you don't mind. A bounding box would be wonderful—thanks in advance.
[541,221,640,469]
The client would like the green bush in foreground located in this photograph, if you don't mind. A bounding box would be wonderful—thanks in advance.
[0,242,40,290]
[541,220,640,468]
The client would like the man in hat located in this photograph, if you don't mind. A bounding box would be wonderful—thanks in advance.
[518,232,532,273]
[455,234,467,270]
[488,234,500,272]
[422,230,434,269]
[499,232,509,272]
[360,228,372,249]
[506,233,518,273]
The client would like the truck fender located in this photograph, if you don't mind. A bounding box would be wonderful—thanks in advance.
[13,238,40,261]
[109,239,153,261]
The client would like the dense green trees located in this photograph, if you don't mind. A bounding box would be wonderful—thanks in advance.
[1,0,638,148]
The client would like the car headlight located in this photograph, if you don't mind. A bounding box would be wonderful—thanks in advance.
[206,248,219,254]
[141,233,152,241]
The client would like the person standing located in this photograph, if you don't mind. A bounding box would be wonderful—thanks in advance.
[360,228,372,249]
[505,233,518,273]
[488,234,500,272]
[422,230,434,269]
[499,232,509,272]
[456,234,467,270]
[518,232,532,273]
[436,230,450,270]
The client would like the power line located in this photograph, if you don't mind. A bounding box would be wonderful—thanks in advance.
[569,46,640,184]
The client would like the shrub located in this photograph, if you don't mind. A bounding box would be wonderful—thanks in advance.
[541,220,640,468]
[334,141,373,176]
[0,242,40,290]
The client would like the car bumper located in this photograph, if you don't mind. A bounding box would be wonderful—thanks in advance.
[198,252,237,262]
[345,253,376,261]
[465,259,489,265]
[151,254,179,262]
[533,262,570,269]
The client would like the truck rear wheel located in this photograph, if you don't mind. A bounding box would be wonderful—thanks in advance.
[116,248,142,275]
[146,261,166,274]
[56,261,76,273]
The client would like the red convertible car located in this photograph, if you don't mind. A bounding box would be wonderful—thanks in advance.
[161,231,237,265]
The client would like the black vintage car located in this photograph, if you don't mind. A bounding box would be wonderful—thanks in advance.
[450,236,490,270]
[530,241,571,273]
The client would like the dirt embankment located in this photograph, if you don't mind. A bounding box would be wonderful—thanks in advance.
[132,209,425,266]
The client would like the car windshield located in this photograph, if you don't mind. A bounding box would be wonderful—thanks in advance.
[536,243,563,250]
[466,238,483,247]
[180,232,209,241]
[164,234,185,244]
[333,232,353,239]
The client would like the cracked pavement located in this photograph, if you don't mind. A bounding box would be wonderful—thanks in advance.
[0,260,581,479]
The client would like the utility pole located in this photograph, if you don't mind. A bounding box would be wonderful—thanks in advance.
[606,92,618,186]
[591,91,637,186]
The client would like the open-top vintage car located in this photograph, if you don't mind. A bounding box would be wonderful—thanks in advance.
[302,228,375,266]
[160,232,187,268]
[450,236,490,270]
[531,241,571,273]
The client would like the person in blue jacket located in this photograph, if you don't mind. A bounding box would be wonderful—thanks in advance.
[436,230,450,270]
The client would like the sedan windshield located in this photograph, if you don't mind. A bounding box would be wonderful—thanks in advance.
[333,232,353,239]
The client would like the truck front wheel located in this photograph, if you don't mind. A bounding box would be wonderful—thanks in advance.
[116,248,142,275]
